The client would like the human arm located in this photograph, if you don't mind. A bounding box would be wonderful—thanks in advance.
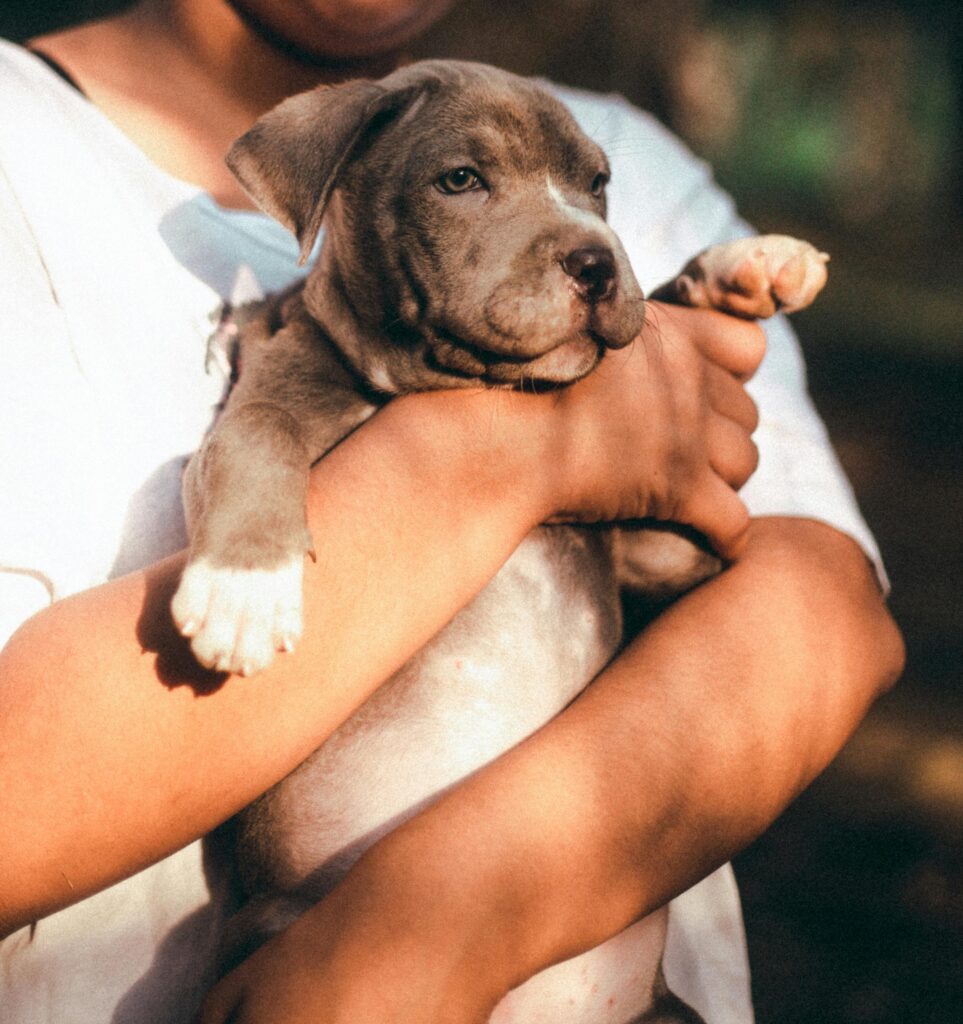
[199,515,903,1024]
[0,304,760,937]
[195,108,902,1014]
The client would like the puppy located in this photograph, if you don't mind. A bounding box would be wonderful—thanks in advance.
[172,60,827,1022]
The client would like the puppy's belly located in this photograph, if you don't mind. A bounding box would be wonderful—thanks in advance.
[237,526,661,1020]
[239,526,622,892]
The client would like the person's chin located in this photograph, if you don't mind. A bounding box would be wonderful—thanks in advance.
[236,0,454,62]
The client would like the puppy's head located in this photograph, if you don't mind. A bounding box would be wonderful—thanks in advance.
[228,60,646,389]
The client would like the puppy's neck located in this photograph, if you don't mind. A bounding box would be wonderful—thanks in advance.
[302,243,476,396]
[301,259,403,397]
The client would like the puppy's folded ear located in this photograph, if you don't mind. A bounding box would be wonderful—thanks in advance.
[227,77,430,264]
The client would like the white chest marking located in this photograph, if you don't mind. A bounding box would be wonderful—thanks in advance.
[366,359,396,394]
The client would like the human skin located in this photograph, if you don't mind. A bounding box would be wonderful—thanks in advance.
[0,306,762,934]
[31,0,457,208]
[8,0,905,1016]
[198,520,903,1024]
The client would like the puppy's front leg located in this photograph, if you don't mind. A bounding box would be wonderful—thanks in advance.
[617,235,829,600]
[172,401,317,676]
[650,234,829,318]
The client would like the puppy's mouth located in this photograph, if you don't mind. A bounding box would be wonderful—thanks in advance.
[427,329,606,387]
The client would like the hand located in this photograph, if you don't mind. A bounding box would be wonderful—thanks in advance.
[196,845,500,1024]
[545,302,764,559]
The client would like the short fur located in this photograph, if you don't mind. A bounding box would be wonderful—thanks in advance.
[172,60,827,1021]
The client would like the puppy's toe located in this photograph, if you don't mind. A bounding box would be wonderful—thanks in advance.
[273,599,304,654]
[729,251,768,297]
[771,246,829,313]
[716,254,778,318]
[171,561,215,639]
[173,557,305,675]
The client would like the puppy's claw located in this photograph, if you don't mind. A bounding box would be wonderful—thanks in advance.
[302,527,317,563]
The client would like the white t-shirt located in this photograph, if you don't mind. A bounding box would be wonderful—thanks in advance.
[0,41,883,1024]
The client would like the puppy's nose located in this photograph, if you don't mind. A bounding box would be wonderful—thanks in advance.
[562,247,616,302]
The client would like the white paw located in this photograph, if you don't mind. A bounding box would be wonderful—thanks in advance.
[677,234,829,318]
[171,556,304,676]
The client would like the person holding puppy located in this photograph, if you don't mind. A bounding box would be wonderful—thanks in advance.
[0,2,902,1022]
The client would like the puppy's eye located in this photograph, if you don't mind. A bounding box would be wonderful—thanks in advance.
[436,167,483,194]
[590,172,609,197]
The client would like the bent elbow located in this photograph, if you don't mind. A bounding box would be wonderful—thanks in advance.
[832,538,906,703]
[870,600,906,698]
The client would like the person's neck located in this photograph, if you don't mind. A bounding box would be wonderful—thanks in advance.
[29,0,404,206]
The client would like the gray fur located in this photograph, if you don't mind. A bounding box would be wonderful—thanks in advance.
[180,59,703,1020]
[174,59,825,1021]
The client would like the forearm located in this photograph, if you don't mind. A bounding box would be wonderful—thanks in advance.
[346,517,904,1002]
[0,389,551,934]
[0,303,762,939]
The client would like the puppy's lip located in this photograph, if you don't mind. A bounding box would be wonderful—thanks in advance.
[439,335,603,387]
[430,323,594,364]
[589,300,646,350]
[512,336,604,385]
[431,299,639,363]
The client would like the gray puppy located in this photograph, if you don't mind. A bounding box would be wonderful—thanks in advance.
[172,61,827,1022]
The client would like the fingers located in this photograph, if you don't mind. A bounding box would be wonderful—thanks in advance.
[646,302,766,381]
[549,303,763,532]
[679,473,751,562]
[707,413,759,490]
[707,365,759,431]
[706,363,760,494]
[695,312,766,381]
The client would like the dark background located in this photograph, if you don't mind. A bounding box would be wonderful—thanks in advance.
[3,2,960,1021]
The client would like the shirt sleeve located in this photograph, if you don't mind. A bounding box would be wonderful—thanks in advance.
[0,160,111,647]
[565,89,887,589]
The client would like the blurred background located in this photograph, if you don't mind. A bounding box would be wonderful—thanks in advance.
[3,1,960,1020]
